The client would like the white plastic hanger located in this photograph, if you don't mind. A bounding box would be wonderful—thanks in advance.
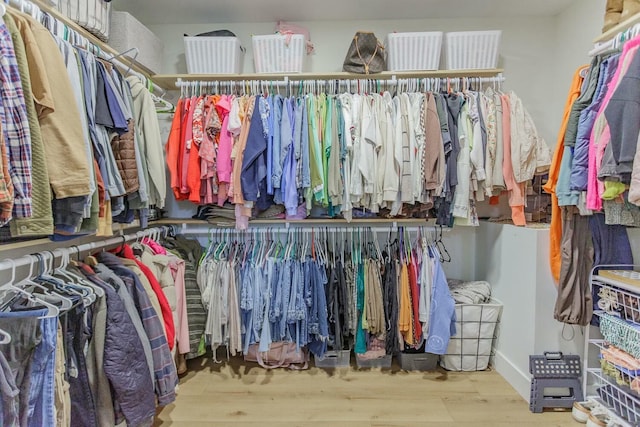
[0,327,10,344]
[1,259,60,318]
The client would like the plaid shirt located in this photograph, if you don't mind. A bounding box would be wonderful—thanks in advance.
[96,252,178,406]
[0,24,31,218]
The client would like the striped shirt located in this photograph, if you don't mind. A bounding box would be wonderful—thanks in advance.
[0,23,31,218]
[96,252,178,406]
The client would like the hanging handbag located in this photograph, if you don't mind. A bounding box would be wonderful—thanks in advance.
[244,342,309,370]
[342,31,386,74]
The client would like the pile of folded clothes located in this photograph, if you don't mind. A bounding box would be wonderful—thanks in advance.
[447,279,492,304]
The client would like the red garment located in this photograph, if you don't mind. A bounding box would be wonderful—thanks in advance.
[408,261,422,342]
[117,244,176,351]
[165,98,186,200]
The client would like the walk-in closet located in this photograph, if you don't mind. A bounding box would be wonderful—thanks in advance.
[0,0,637,425]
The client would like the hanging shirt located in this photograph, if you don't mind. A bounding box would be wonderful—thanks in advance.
[425,254,456,355]
[0,22,31,218]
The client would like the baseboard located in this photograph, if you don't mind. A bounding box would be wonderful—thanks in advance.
[493,350,531,402]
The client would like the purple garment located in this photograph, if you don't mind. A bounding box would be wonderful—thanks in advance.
[570,54,619,192]
[281,142,298,215]
[266,95,274,195]
[77,264,156,427]
[279,99,298,214]
[95,62,128,133]
[95,252,178,406]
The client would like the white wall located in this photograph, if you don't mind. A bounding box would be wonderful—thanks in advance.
[150,16,558,144]
[548,0,606,139]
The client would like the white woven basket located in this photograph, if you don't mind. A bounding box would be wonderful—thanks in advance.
[386,32,443,71]
[445,30,501,70]
[184,37,244,74]
[55,0,111,41]
[252,34,305,73]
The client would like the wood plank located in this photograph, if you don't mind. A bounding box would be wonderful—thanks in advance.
[594,12,640,43]
[156,355,577,426]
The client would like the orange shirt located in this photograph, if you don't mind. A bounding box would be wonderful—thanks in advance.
[543,67,588,284]
[165,98,184,200]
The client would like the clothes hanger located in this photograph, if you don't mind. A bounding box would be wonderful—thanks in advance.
[23,254,74,311]
[0,259,60,318]
[57,249,103,299]
[0,327,10,344]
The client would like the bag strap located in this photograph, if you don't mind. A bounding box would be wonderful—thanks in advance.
[256,350,286,369]
[354,35,379,75]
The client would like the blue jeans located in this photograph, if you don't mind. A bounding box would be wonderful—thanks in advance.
[0,308,46,427]
[27,316,57,427]
[65,302,98,427]
[0,342,19,426]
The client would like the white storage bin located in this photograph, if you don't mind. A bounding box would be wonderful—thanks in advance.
[444,30,501,70]
[110,12,165,74]
[441,299,502,371]
[55,0,111,41]
[386,32,443,71]
[252,34,305,73]
[184,37,244,74]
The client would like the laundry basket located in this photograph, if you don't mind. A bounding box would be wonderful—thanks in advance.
[252,34,305,73]
[386,32,443,71]
[444,30,501,70]
[440,299,503,371]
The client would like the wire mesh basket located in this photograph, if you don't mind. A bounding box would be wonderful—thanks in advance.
[440,299,502,371]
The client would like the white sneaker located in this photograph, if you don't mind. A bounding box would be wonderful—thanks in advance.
[572,400,600,423]
[586,411,611,427]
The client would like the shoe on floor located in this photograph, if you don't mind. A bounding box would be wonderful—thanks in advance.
[586,411,610,427]
[572,400,600,423]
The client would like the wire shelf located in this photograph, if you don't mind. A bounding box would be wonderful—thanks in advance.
[589,368,640,425]
[593,272,640,323]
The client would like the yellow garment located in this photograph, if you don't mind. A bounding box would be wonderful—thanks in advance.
[543,66,588,285]
[602,181,627,200]
[398,262,414,345]
[11,11,90,198]
[54,325,71,427]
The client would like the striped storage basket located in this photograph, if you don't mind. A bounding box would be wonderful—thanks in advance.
[386,32,443,71]
[184,37,244,74]
[55,0,111,42]
[444,30,501,70]
[252,34,305,73]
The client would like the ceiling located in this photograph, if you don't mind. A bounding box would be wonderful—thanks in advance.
[112,0,575,26]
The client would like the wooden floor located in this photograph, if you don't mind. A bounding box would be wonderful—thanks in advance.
[154,354,580,427]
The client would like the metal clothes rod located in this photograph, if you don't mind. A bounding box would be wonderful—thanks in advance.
[0,225,175,274]
[176,75,506,96]
[178,225,450,235]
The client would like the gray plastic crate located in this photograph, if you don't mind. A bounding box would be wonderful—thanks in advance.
[355,354,392,369]
[314,350,351,368]
[398,352,439,371]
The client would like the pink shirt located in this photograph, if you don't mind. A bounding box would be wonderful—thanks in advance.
[168,255,190,355]
[501,95,525,206]
[216,95,233,184]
